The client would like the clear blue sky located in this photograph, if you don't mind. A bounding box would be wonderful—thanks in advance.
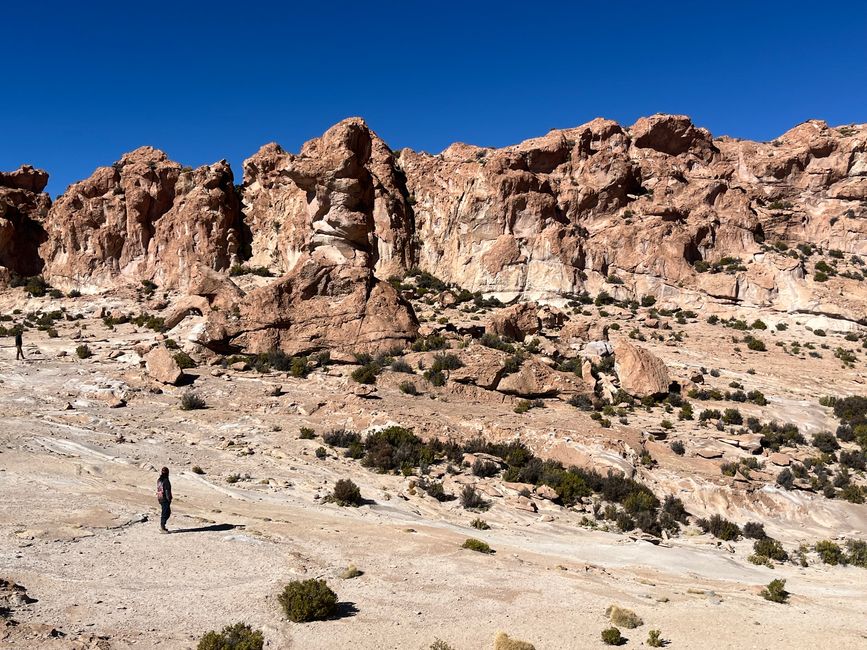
[2,1,865,196]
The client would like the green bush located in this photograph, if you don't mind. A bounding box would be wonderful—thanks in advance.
[180,392,206,410]
[670,440,685,455]
[461,538,494,554]
[470,518,490,530]
[75,344,92,359]
[647,629,664,647]
[815,540,845,565]
[760,578,789,604]
[299,427,316,439]
[460,485,490,511]
[697,514,740,541]
[399,381,418,395]
[754,537,789,562]
[278,579,338,622]
[315,446,327,459]
[846,539,867,567]
[351,363,381,384]
[197,622,264,650]
[329,479,363,506]
[601,627,624,645]
[174,351,196,369]
[812,431,840,453]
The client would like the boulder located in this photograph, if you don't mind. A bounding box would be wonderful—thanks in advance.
[613,340,671,398]
[497,357,585,398]
[145,346,184,385]
[450,345,509,390]
[486,302,540,341]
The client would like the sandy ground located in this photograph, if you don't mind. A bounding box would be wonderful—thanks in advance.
[1,298,867,649]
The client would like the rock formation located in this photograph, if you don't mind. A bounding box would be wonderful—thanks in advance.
[612,339,671,398]
[40,147,241,292]
[196,119,418,355]
[0,165,50,281]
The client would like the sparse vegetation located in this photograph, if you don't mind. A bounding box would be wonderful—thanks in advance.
[601,627,624,645]
[761,578,789,604]
[278,579,338,622]
[197,622,264,650]
[180,392,206,410]
[75,344,92,359]
[461,537,494,554]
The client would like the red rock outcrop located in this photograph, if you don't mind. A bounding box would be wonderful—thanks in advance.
[0,165,50,281]
[40,147,241,291]
[196,119,418,355]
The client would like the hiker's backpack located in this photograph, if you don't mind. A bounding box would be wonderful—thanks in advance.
[156,481,165,502]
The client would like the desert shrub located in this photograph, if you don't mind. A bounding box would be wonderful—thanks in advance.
[833,396,867,427]
[472,459,500,478]
[846,539,867,567]
[646,629,664,647]
[226,474,241,484]
[502,353,525,375]
[754,537,789,562]
[411,334,448,352]
[361,426,429,472]
[470,518,490,530]
[430,640,456,650]
[815,540,846,565]
[424,368,446,386]
[460,485,490,511]
[606,605,642,629]
[751,319,767,330]
[840,450,866,470]
[742,521,766,539]
[760,578,789,604]
[351,362,381,384]
[75,344,92,359]
[173,351,196,369]
[315,447,327,459]
[568,394,594,410]
[640,295,656,307]
[461,538,494,554]
[323,429,361,448]
[420,479,452,502]
[697,514,740,541]
[299,427,316,439]
[601,627,624,645]
[670,440,685,455]
[760,422,805,450]
[390,359,414,373]
[399,381,418,395]
[278,579,338,622]
[720,462,738,477]
[68,289,81,298]
[480,333,516,353]
[514,399,544,414]
[197,622,264,650]
[722,408,743,425]
[745,335,767,352]
[812,431,840,453]
[329,479,363,506]
[180,392,206,410]
[699,409,722,422]
[492,632,535,650]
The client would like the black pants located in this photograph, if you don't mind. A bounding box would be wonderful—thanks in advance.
[160,501,171,529]
[16,346,24,360]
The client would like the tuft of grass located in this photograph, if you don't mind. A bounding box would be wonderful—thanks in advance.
[606,605,643,629]
[180,392,206,410]
[461,538,494,554]
[338,564,363,579]
[493,632,535,650]
[760,578,789,603]
[299,427,316,439]
[470,517,490,530]
[191,466,205,475]
[75,344,92,359]
[647,629,664,647]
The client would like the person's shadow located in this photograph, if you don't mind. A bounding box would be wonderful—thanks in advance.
[170,523,238,534]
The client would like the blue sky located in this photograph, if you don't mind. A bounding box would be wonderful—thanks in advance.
[2,1,865,195]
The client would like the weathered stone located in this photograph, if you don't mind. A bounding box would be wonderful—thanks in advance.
[613,339,671,398]
[145,346,184,385]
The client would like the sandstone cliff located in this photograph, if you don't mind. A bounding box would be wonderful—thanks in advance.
[40,147,241,291]
[0,165,50,280]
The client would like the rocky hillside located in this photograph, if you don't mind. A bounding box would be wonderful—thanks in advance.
[2,115,865,351]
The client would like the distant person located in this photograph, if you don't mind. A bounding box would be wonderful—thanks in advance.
[14,327,24,361]
[156,467,173,533]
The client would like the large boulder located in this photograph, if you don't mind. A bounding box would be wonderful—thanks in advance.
[497,357,585,398]
[613,340,671,398]
[450,344,510,390]
[145,346,184,385]
[486,302,541,341]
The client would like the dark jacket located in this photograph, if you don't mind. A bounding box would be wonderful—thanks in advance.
[157,477,172,503]
[14,331,22,347]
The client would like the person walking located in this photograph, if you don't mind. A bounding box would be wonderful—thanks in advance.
[156,467,173,533]
[14,327,24,360]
